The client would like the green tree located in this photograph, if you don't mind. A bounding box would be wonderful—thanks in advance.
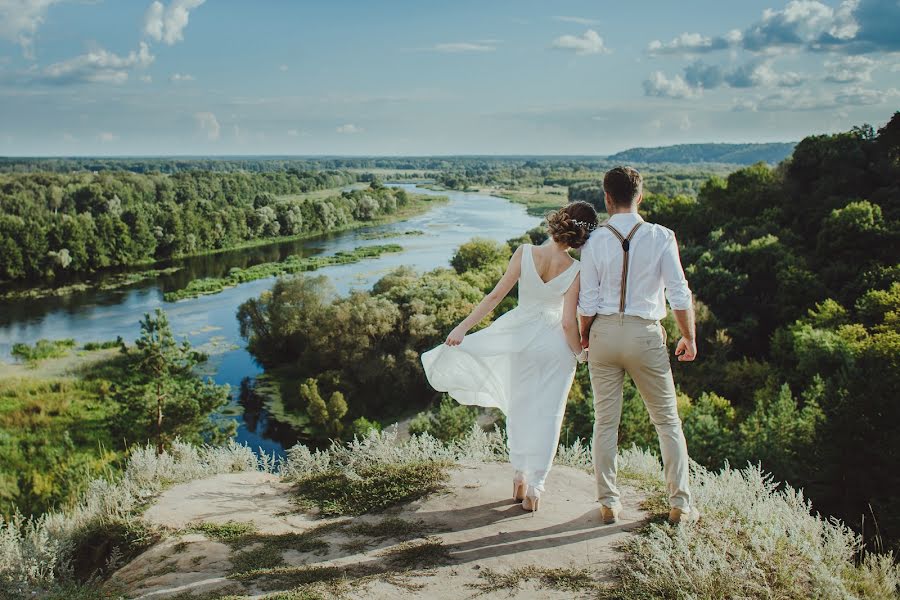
[113,309,232,453]
[301,378,329,427]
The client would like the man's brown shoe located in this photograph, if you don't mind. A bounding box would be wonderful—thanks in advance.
[668,507,699,525]
[600,505,620,524]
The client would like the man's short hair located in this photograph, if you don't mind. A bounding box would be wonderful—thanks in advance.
[603,166,643,207]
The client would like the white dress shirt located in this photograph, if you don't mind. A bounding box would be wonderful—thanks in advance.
[578,213,692,321]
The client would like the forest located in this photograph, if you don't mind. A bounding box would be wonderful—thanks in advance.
[0,170,423,282]
[606,141,796,164]
[237,113,900,550]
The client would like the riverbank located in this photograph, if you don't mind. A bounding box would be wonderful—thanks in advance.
[475,185,568,216]
[0,191,446,303]
[163,243,404,302]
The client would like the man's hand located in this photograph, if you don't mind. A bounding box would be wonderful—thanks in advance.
[579,315,595,349]
[675,337,697,362]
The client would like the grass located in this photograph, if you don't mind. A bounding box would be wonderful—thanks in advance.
[292,461,451,516]
[163,244,404,302]
[378,536,451,570]
[188,520,349,576]
[0,376,122,518]
[67,517,162,581]
[467,566,600,596]
[0,267,182,302]
[479,184,569,216]
[344,517,435,542]
[11,338,77,362]
[358,229,425,240]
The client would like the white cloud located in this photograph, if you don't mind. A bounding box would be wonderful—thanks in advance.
[169,72,195,82]
[194,111,220,140]
[286,129,299,137]
[336,123,363,134]
[42,42,154,84]
[642,71,700,99]
[726,60,805,88]
[62,132,76,142]
[648,31,740,55]
[650,0,897,56]
[551,29,610,55]
[0,0,62,58]
[143,0,204,46]
[734,85,898,112]
[140,74,152,83]
[553,16,600,26]
[824,55,876,83]
[680,115,693,131]
[431,42,496,53]
[98,131,118,142]
[279,64,289,72]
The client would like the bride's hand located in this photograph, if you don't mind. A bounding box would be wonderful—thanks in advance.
[445,325,467,346]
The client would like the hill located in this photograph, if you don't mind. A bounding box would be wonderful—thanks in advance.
[607,142,796,164]
[2,430,897,599]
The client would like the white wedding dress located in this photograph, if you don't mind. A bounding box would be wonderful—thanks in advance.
[421,244,579,493]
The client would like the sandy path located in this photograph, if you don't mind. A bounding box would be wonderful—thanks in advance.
[112,463,648,599]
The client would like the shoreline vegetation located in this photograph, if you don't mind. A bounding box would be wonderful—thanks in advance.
[163,243,405,302]
[0,190,444,302]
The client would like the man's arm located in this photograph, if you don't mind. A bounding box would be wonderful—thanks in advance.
[661,233,697,362]
[577,237,600,349]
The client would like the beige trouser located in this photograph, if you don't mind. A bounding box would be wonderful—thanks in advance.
[588,313,692,510]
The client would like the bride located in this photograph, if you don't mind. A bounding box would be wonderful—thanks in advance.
[421,201,598,512]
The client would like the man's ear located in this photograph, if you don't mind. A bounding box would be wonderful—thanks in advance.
[635,193,643,208]
[604,191,612,213]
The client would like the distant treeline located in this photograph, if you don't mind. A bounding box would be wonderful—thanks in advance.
[0,147,787,177]
[607,142,796,165]
[0,169,421,282]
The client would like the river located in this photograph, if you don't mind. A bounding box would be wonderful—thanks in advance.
[0,185,540,454]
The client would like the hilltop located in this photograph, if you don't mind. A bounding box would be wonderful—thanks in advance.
[606,142,796,164]
[2,429,896,599]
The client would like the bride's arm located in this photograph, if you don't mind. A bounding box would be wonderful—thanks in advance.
[562,273,583,355]
[444,246,524,345]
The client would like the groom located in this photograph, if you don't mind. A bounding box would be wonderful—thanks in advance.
[578,166,698,525]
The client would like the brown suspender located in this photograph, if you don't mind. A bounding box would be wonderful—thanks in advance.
[603,222,643,313]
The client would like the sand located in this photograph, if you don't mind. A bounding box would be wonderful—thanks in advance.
[111,463,648,599]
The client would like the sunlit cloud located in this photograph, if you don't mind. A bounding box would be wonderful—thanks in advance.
[41,42,154,84]
[143,0,205,46]
[551,30,610,55]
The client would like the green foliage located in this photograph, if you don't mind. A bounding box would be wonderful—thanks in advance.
[0,378,120,517]
[68,516,161,581]
[292,461,450,516]
[163,243,404,302]
[348,417,381,438]
[10,339,77,362]
[450,237,511,274]
[238,245,494,438]
[0,173,421,283]
[606,142,795,165]
[111,309,233,453]
[407,396,478,442]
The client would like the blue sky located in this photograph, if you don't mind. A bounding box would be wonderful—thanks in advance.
[0,0,898,155]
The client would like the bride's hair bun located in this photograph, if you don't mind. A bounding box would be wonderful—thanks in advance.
[546,201,599,249]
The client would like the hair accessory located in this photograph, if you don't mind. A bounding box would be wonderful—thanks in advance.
[572,219,598,231]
